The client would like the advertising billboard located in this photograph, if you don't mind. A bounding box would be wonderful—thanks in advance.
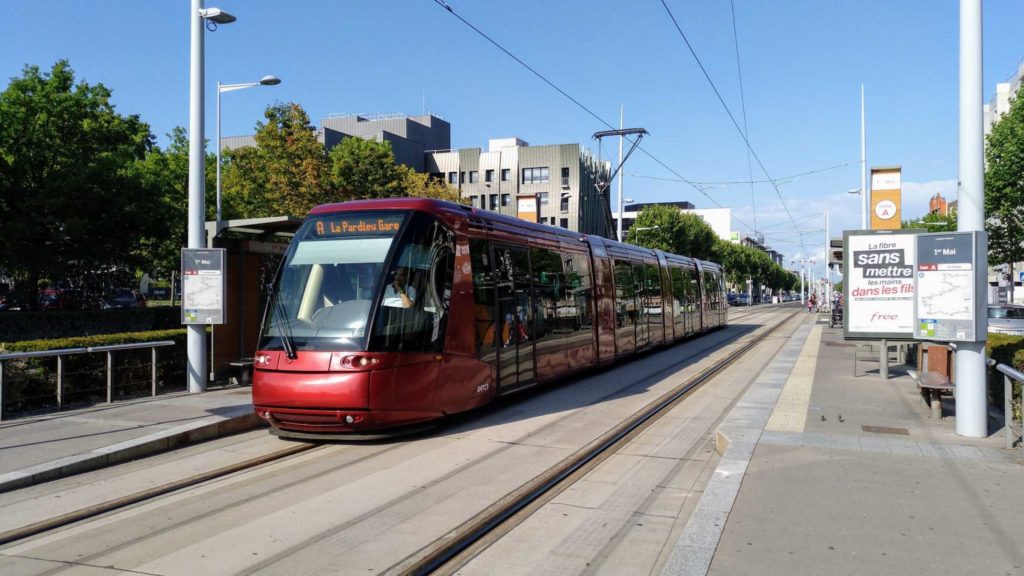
[843,230,919,339]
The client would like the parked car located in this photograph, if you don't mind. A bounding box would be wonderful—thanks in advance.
[102,288,145,309]
[988,305,1024,335]
[733,293,751,306]
[727,293,738,306]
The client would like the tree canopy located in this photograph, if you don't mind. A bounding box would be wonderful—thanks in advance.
[985,82,1024,297]
[0,61,161,307]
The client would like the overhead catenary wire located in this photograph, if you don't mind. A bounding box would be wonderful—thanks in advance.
[429,0,761,235]
[630,161,854,187]
[659,0,806,252]
[729,0,757,235]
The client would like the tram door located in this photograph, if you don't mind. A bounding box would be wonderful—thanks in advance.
[494,246,536,391]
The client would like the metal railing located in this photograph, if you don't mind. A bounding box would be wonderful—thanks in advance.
[0,341,176,421]
[946,342,1023,452]
[997,363,1024,450]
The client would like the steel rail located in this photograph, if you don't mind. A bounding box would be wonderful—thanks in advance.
[397,309,803,575]
[0,442,320,547]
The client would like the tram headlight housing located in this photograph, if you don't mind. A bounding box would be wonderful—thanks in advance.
[333,354,380,370]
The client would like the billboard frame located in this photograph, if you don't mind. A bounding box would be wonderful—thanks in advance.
[843,228,922,341]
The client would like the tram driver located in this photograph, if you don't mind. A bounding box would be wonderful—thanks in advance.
[383,267,416,308]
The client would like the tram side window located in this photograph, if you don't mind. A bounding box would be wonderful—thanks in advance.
[370,215,455,353]
[670,267,686,320]
[702,270,716,311]
[469,239,497,359]
[531,248,564,351]
[613,260,636,328]
[568,253,593,331]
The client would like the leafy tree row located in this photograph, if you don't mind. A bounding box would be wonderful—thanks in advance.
[985,83,1024,303]
[630,205,798,293]
[0,61,459,309]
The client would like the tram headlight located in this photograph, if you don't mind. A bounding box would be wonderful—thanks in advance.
[336,354,380,369]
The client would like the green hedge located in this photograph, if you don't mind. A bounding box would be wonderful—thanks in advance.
[987,333,1024,421]
[0,306,181,344]
[0,329,194,416]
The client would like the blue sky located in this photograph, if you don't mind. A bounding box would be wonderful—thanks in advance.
[3,1,1023,275]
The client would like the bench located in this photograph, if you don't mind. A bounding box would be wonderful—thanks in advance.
[228,358,254,386]
[917,371,954,418]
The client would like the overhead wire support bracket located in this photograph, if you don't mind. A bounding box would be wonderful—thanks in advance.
[592,128,648,197]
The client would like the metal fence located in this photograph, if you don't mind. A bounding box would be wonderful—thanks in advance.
[0,341,176,421]
[947,341,1023,452]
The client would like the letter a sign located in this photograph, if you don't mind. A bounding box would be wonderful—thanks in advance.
[870,167,901,230]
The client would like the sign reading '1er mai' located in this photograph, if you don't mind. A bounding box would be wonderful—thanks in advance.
[843,230,919,340]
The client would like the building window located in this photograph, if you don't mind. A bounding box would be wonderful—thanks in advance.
[430,172,444,182]
[459,171,466,184]
[550,217,557,225]
[538,192,549,207]
[522,166,550,184]
[501,193,510,206]
[470,195,478,206]
[469,171,478,183]
[485,169,494,183]
[501,168,510,182]
[560,193,570,213]
[560,218,569,228]
[489,194,498,210]
[480,195,487,209]
[561,167,570,187]
[448,172,458,184]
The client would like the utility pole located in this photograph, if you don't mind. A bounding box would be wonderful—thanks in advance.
[861,84,868,230]
[956,0,987,438]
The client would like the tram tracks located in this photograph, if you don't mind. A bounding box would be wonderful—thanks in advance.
[0,306,795,567]
[0,441,322,547]
[391,307,803,575]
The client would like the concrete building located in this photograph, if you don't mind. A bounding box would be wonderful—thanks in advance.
[426,138,613,238]
[222,113,614,237]
[929,192,949,217]
[983,59,1024,136]
[322,113,450,171]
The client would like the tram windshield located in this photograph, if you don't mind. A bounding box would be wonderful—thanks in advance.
[260,210,455,353]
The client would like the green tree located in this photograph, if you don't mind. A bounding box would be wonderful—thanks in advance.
[221,102,332,218]
[986,83,1024,302]
[902,210,955,232]
[630,205,716,261]
[0,61,158,307]
[328,136,402,200]
[132,127,215,278]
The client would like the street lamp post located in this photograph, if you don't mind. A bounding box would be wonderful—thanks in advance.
[187,1,235,394]
[216,75,281,222]
[631,225,659,246]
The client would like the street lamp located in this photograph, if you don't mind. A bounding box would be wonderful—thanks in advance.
[216,75,281,221]
[848,188,866,230]
[630,225,659,246]
[187,1,235,394]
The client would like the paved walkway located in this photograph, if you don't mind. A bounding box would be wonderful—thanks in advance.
[664,314,1023,576]
[0,386,260,492]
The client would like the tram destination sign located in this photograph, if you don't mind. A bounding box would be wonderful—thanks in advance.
[913,231,987,342]
[181,248,226,325]
[843,229,920,340]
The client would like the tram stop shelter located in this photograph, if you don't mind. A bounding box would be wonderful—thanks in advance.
[205,216,302,383]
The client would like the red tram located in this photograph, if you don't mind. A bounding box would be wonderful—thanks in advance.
[252,198,727,438]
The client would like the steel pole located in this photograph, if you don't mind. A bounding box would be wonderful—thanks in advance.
[187,0,208,393]
[956,0,987,437]
[861,84,868,230]
[616,106,624,242]
[216,81,222,222]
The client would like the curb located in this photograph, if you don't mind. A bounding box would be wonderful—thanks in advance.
[661,318,812,576]
[0,409,265,494]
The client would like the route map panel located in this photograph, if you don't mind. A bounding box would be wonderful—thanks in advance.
[181,248,226,325]
[913,232,984,342]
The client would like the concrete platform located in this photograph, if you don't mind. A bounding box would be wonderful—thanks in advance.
[664,315,1023,576]
[0,386,261,493]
